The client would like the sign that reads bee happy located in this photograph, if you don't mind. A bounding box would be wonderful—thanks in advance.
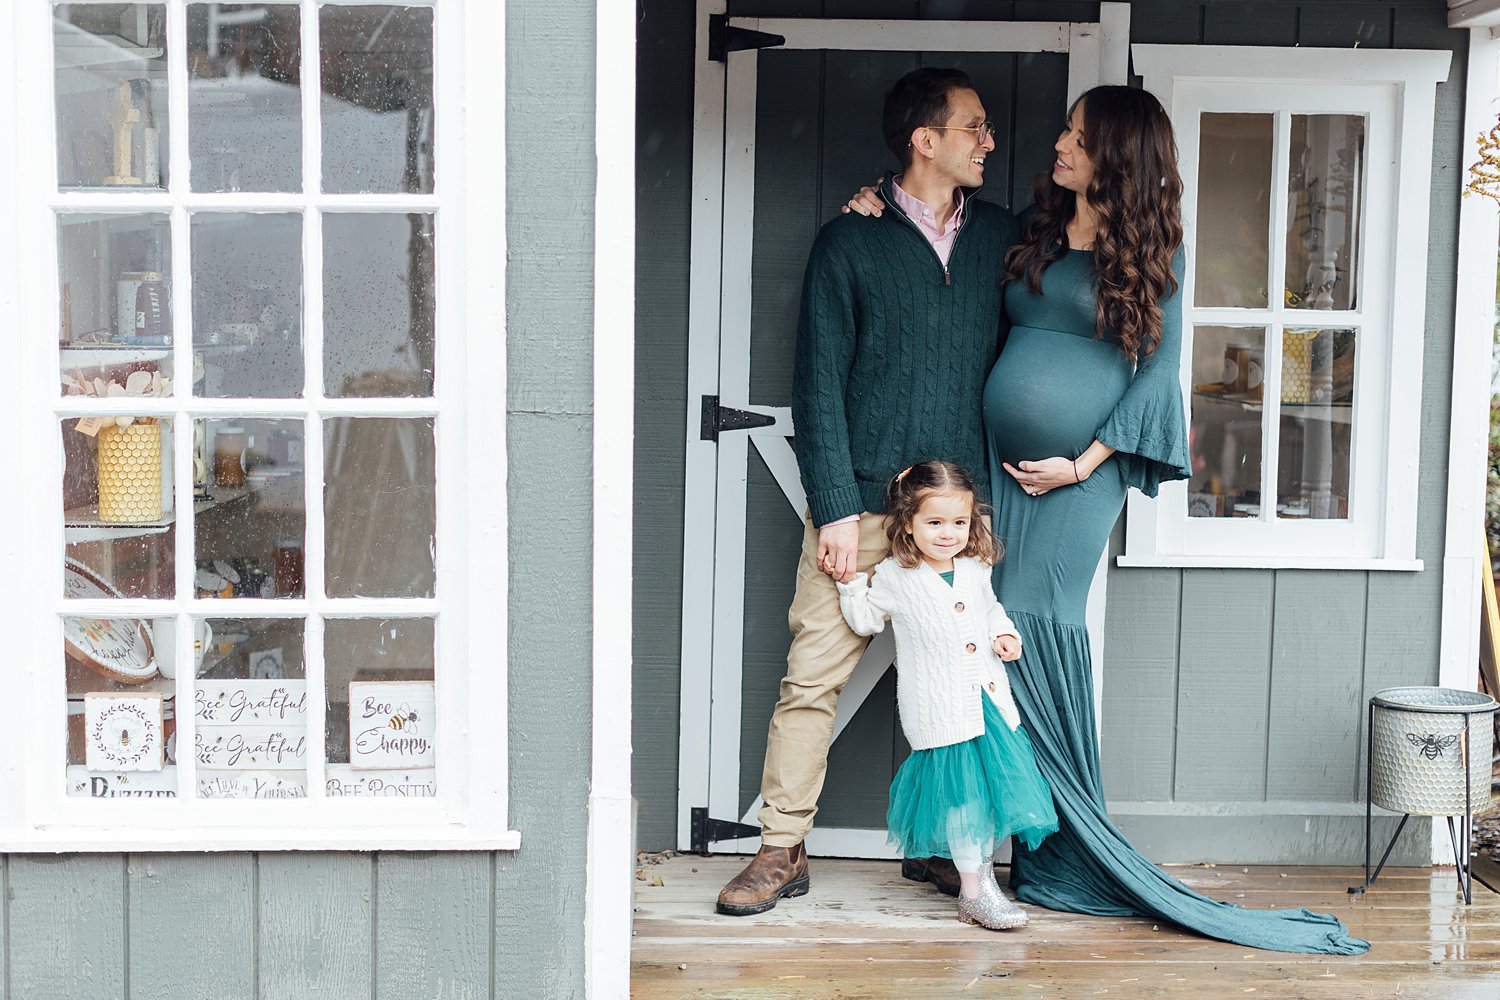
[349,681,435,770]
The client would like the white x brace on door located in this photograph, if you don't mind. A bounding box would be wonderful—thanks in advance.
[678,1,1132,857]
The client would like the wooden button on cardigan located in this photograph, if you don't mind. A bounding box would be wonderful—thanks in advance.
[837,555,1022,750]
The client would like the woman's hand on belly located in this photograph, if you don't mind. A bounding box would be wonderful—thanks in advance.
[1004,441,1117,497]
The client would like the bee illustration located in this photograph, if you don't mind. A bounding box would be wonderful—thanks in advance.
[1405,732,1458,761]
[119,728,132,748]
[387,703,420,735]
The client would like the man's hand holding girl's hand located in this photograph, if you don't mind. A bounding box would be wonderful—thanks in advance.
[817,520,860,583]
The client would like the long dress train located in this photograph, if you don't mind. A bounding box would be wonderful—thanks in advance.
[982,247,1368,955]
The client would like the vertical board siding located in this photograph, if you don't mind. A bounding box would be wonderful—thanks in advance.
[1265,571,1370,800]
[127,854,257,1000]
[1173,570,1274,801]
[1100,568,1182,801]
[632,0,695,852]
[499,0,598,991]
[256,854,373,1000]
[1357,572,1444,798]
[5,856,124,1000]
[1201,3,1299,45]
[375,854,491,1000]
[1296,3,1394,47]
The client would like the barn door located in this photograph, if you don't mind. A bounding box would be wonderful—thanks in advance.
[678,2,1131,856]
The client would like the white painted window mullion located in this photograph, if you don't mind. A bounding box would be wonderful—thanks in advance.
[300,0,328,801]
[1260,110,1293,526]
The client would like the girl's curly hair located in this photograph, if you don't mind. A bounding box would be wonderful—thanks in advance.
[1004,85,1184,364]
[885,460,999,568]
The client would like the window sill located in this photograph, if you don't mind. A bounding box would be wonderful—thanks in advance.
[1116,555,1423,572]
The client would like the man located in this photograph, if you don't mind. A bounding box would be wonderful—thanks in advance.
[716,68,1020,915]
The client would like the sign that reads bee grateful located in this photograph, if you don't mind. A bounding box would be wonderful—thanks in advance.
[85,691,164,771]
[349,681,435,770]
[195,679,309,770]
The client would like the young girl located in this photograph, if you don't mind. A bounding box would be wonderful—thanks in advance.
[837,460,1057,930]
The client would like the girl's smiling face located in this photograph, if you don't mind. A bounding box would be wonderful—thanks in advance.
[907,491,972,572]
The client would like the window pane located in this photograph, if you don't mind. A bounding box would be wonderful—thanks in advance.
[55,4,169,190]
[319,5,434,194]
[191,213,304,398]
[1277,328,1355,519]
[63,417,176,598]
[65,617,177,798]
[194,418,305,599]
[325,418,436,598]
[1196,113,1272,308]
[58,214,174,368]
[1286,115,1364,311]
[1188,326,1266,518]
[195,616,309,799]
[325,618,436,798]
[187,4,302,192]
[324,214,435,397]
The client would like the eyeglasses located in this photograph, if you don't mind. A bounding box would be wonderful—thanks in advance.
[926,121,997,143]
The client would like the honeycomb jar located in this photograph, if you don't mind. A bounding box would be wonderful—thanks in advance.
[96,420,163,523]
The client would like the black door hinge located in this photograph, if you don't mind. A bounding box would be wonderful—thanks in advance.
[701,394,776,442]
[690,806,762,854]
[708,14,786,62]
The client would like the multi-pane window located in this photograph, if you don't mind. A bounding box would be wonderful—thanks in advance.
[1124,47,1450,569]
[8,0,511,848]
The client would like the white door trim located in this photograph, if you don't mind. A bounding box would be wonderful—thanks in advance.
[679,3,1132,855]
[1434,26,1500,865]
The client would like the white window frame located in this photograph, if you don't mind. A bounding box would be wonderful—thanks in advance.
[1,0,517,851]
[1121,45,1451,571]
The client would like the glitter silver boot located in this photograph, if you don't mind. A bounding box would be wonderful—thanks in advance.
[956,858,1028,930]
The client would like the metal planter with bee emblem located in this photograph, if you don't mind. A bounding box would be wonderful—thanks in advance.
[1357,686,1497,904]
[1369,686,1495,816]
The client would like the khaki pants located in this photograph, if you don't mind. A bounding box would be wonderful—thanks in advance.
[757,511,891,846]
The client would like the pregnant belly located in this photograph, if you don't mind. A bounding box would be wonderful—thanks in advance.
[983,326,1131,465]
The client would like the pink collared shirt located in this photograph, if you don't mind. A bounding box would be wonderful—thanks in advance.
[890,175,965,267]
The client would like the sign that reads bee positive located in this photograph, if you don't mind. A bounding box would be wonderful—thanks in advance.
[348,681,435,770]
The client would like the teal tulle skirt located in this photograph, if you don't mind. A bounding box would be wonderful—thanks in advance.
[887,694,1059,858]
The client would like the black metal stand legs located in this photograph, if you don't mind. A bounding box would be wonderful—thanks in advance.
[1353,707,1475,904]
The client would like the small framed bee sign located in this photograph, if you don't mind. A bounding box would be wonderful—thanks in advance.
[85,692,164,772]
[348,681,436,770]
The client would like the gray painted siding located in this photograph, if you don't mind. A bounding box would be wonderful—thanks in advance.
[2,0,598,995]
[632,0,1470,865]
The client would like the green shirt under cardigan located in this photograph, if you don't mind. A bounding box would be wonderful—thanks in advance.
[791,178,1020,527]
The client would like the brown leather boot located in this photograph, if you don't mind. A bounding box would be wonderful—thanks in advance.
[900,856,961,897]
[715,843,810,915]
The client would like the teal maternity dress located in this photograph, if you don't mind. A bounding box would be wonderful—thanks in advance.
[983,248,1369,955]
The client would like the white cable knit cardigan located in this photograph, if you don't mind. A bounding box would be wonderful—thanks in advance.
[837,555,1023,751]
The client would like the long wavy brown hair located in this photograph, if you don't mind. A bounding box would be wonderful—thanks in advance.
[1004,86,1183,363]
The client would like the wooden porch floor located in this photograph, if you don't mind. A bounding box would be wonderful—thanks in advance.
[631,854,1500,999]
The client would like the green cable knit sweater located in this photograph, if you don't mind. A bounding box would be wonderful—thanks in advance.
[791,181,1019,526]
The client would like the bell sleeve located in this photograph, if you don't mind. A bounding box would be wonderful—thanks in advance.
[1093,249,1192,498]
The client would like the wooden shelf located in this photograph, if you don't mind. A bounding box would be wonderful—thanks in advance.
[64,484,254,541]
[1193,388,1352,425]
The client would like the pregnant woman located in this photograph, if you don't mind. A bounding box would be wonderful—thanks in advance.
[849,86,1368,954]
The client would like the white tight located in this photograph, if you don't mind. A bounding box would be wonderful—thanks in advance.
[946,808,993,874]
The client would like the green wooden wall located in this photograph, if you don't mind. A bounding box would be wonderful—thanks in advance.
[632,0,1467,865]
[1,1,598,996]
